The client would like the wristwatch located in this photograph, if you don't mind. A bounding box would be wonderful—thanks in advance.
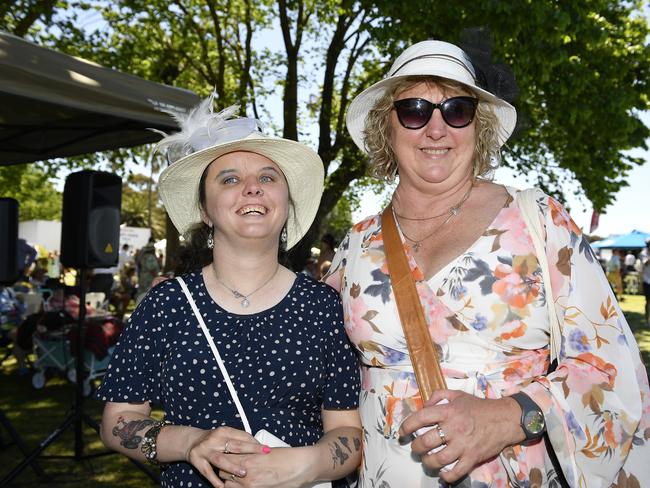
[511,392,545,442]
[141,419,172,466]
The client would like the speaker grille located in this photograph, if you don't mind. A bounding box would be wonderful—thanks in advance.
[60,170,122,268]
[88,207,120,263]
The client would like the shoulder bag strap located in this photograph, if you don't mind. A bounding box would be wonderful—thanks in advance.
[381,206,447,402]
[516,189,561,363]
[176,276,252,434]
[517,190,570,488]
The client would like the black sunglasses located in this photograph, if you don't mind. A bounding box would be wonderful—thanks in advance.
[393,96,479,129]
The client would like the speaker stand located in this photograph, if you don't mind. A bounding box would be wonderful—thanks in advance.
[0,268,160,486]
[0,409,47,480]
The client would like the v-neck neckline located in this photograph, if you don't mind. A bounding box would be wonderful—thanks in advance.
[393,186,517,284]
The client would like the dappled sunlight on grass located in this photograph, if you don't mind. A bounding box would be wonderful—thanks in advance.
[636,328,650,349]
[8,398,61,412]
[620,294,650,378]
[0,346,156,487]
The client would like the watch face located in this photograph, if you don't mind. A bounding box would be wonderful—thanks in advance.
[524,410,545,436]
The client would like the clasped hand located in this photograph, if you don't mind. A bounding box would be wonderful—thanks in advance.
[185,426,314,488]
[398,389,523,483]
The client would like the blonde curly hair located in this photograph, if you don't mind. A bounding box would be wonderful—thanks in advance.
[362,76,502,180]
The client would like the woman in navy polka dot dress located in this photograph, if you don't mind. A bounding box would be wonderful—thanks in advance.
[96,96,361,488]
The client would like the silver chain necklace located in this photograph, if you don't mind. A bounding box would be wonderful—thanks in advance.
[212,263,280,308]
[393,184,474,252]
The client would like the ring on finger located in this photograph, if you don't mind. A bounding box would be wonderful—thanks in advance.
[223,440,231,454]
[436,426,447,445]
[230,473,236,481]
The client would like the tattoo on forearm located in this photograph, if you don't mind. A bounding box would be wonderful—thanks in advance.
[338,436,352,453]
[353,437,361,451]
[112,416,155,449]
[330,437,350,468]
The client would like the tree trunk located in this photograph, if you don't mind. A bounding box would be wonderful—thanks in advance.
[164,212,179,274]
[287,153,367,271]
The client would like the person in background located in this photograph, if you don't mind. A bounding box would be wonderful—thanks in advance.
[624,250,637,273]
[0,285,23,324]
[641,239,650,326]
[118,244,133,273]
[16,238,37,281]
[42,281,65,312]
[325,37,650,486]
[10,281,69,375]
[29,267,48,289]
[301,257,319,279]
[46,250,61,280]
[111,264,137,321]
[0,284,24,354]
[134,238,160,305]
[318,260,332,281]
[606,249,623,298]
[316,233,336,275]
[96,94,361,488]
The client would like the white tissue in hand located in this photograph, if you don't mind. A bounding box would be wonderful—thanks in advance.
[413,399,457,472]
[253,429,289,447]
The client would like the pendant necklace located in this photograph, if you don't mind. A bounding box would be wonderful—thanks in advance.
[393,184,474,252]
[212,263,280,308]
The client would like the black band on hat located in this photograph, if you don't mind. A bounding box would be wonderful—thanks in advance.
[390,53,477,84]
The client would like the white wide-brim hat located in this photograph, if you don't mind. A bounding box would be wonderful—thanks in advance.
[346,40,517,153]
[158,132,324,250]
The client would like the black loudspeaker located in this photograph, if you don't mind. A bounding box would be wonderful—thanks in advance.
[0,198,18,285]
[60,170,122,269]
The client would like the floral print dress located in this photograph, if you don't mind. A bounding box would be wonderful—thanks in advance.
[324,187,650,487]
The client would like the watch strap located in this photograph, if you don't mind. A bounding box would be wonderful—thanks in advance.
[511,391,545,441]
[141,419,172,466]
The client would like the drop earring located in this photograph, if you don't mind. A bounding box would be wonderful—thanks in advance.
[207,228,214,249]
[280,227,288,244]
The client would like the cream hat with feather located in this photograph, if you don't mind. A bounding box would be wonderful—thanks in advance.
[156,95,324,250]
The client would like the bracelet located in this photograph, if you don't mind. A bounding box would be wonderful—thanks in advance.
[140,419,172,466]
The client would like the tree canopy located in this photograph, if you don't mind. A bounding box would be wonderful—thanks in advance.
[0,164,62,221]
[2,0,648,269]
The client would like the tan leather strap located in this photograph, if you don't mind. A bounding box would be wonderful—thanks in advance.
[381,206,447,401]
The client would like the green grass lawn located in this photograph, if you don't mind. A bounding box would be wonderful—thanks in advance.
[0,295,649,487]
[619,294,650,377]
[0,361,159,487]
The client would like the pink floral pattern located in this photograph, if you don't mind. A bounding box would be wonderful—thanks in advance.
[324,187,650,487]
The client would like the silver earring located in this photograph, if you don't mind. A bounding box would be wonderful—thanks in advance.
[280,227,287,244]
[207,229,214,249]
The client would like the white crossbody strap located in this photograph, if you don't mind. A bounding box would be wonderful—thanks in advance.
[176,276,252,434]
[516,189,562,363]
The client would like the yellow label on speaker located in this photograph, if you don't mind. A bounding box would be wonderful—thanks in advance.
[105,243,113,253]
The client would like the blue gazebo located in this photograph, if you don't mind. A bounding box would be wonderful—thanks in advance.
[591,230,650,249]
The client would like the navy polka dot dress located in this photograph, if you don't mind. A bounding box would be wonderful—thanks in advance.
[96,270,360,487]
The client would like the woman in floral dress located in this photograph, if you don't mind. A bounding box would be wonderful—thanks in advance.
[325,39,650,487]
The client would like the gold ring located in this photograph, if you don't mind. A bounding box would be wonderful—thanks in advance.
[437,426,447,445]
[223,440,231,454]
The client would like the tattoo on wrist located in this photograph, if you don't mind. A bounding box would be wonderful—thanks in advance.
[353,437,361,451]
[112,417,155,449]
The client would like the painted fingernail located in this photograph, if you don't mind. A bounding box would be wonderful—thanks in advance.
[398,433,414,445]
[262,445,271,454]
[238,469,247,476]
